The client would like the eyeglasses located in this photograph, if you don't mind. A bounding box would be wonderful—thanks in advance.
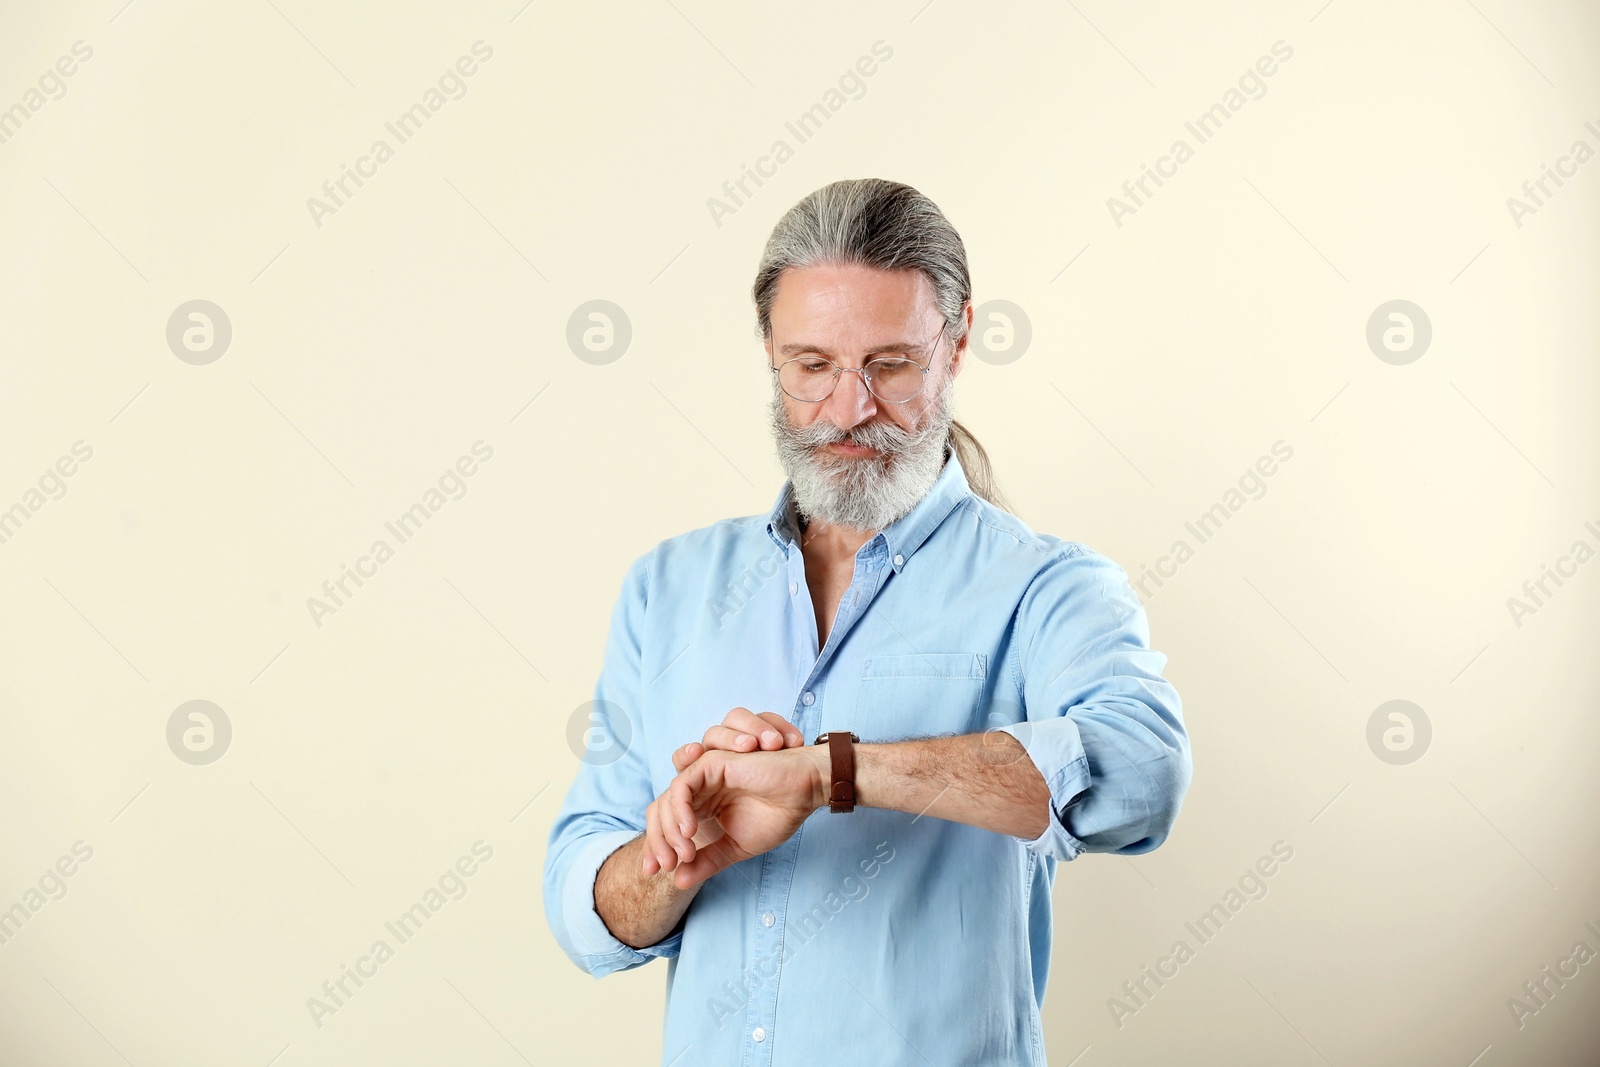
[770,322,946,404]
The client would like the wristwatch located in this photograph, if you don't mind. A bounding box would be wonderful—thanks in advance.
[813,731,860,813]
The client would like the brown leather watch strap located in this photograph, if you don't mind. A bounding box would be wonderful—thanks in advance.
[815,731,859,813]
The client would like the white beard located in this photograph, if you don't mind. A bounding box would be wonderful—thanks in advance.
[768,373,954,533]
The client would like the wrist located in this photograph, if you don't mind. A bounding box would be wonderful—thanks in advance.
[805,743,831,812]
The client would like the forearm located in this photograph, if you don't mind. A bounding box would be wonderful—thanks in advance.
[594,834,702,950]
[854,732,1051,839]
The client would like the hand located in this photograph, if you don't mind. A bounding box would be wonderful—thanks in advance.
[643,745,829,890]
[670,707,806,773]
[640,707,806,885]
[640,710,807,885]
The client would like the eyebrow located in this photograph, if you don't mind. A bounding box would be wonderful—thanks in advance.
[776,339,930,358]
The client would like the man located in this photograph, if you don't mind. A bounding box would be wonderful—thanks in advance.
[544,178,1192,1065]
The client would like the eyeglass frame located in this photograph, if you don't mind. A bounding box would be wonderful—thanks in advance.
[768,320,949,405]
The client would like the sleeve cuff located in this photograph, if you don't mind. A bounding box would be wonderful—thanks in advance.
[559,829,685,976]
[996,721,1094,861]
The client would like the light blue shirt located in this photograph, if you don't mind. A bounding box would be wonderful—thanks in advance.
[544,445,1192,1065]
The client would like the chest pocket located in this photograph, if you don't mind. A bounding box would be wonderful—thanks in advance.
[850,652,988,743]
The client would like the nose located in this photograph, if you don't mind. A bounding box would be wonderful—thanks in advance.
[821,366,878,432]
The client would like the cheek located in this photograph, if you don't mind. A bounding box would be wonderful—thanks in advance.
[888,403,923,431]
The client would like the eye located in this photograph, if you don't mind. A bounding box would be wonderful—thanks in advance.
[869,358,916,374]
[795,358,833,373]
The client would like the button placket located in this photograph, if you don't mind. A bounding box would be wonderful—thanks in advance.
[744,833,798,1065]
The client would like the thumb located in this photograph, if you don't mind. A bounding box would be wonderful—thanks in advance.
[676,837,741,889]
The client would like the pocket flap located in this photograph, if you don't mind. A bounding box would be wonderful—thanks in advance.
[861,652,987,680]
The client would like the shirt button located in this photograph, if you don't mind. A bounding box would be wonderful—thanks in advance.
[893,553,905,567]
[788,581,798,595]
[761,911,775,928]
[801,691,815,706]
[753,1026,767,1043]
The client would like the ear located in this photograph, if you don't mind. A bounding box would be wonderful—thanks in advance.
[947,302,973,379]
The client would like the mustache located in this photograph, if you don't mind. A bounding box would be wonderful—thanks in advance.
[780,405,938,454]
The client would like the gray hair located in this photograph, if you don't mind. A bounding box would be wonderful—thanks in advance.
[751,178,1013,514]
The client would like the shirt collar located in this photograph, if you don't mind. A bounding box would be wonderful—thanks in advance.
[764,442,972,570]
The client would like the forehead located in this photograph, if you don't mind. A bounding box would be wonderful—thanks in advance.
[768,263,937,342]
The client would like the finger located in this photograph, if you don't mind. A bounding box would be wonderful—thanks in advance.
[670,759,713,845]
[659,787,693,867]
[689,812,725,849]
[672,780,696,842]
[647,796,680,874]
[641,800,661,876]
[702,725,759,753]
[671,741,704,772]
[755,711,806,748]
[723,706,783,748]
[669,778,699,850]
[653,797,680,874]
[722,707,784,750]
[676,837,738,890]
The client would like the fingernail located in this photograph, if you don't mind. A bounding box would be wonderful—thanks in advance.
[762,730,780,746]
[680,821,692,836]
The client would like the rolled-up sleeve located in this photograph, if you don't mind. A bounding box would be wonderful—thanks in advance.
[996,544,1192,861]
[542,549,684,977]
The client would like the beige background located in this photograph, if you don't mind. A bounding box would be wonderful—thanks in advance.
[1,1,1597,1064]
